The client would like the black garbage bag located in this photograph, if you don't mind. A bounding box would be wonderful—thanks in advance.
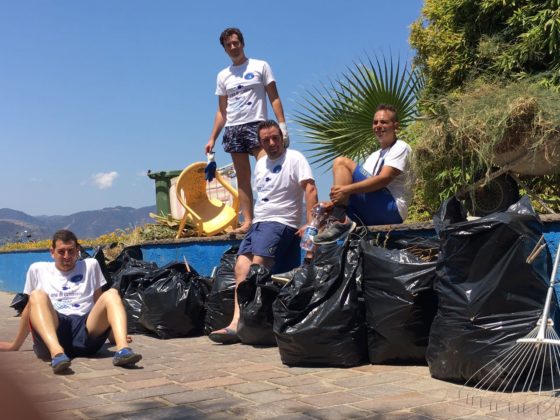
[273,241,367,367]
[361,240,438,364]
[432,196,468,235]
[9,293,28,316]
[139,262,209,339]
[91,247,113,291]
[106,246,144,291]
[204,246,238,334]
[426,196,553,383]
[237,264,281,346]
[118,259,163,334]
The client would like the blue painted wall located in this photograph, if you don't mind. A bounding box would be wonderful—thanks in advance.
[141,240,239,276]
[2,222,559,294]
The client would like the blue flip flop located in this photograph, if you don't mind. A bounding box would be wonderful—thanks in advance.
[51,353,71,374]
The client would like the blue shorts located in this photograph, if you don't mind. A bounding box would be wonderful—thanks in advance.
[222,121,261,154]
[347,164,403,226]
[31,312,111,359]
[237,221,301,273]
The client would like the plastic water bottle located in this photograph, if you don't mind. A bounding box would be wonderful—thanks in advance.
[300,204,326,251]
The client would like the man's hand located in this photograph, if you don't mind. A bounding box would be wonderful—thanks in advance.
[330,185,350,204]
[279,122,289,148]
[296,224,307,237]
[204,140,215,155]
[0,341,19,351]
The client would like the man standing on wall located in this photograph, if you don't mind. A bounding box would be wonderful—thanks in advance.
[204,27,289,235]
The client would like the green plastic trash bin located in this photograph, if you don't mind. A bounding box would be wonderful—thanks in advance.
[147,170,182,216]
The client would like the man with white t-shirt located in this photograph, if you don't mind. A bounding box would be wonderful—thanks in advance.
[0,230,142,373]
[208,120,318,344]
[204,27,289,235]
[314,104,412,244]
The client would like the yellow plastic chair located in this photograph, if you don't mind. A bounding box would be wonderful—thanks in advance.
[175,162,239,238]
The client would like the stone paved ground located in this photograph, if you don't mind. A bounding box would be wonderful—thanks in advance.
[0,291,557,419]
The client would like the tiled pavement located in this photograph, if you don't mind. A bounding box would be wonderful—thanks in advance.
[0,291,556,419]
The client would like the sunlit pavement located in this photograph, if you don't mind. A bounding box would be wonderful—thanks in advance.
[0,291,552,419]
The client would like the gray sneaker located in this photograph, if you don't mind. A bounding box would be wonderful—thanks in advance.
[313,217,356,245]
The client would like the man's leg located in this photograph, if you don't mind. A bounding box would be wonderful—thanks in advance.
[86,288,142,366]
[86,288,128,350]
[209,252,275,345]
[229,253,274,330]
[330,156,358,218]
[27,290,72,373]
[231,152,254,234]
[314,157,358,244]
[332,156,358,205]
[27,290,64,358]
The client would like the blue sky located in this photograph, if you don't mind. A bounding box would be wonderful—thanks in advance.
[1,0,423,216]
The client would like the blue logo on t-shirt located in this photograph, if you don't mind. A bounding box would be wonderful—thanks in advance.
[72,303,80,308]
[244,73,255,80]
[70,274,84,283]
[62,286,70,291]
[272,165,282,173]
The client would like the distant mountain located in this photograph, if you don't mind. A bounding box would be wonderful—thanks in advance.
[0,206,156,244]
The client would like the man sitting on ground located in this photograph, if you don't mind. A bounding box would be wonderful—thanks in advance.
[209,120,318,344]
[314,103,412,244]
[0,229,142,373]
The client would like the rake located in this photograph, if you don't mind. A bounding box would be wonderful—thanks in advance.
[459,242,560,416]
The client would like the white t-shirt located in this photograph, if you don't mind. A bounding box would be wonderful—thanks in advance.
[24,259,107,316]
[216,58,275,126]
[362,139,412,220]
[253,149,314,228]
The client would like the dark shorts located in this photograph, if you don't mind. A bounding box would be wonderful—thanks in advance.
[238,221,301,273]
[222,121,261,154]
[347,164,403,226]
[31,312,111,359]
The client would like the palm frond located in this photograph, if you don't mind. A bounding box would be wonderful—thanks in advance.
[294,55,423,168]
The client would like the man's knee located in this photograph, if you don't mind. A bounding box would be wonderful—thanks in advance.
[95,288,123,308]
[234,254,253,283]
[252,255,274,269]
[28,289,49,305]
[333,156,356,169]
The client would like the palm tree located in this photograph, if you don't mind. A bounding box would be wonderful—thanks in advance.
[293,55,423,169]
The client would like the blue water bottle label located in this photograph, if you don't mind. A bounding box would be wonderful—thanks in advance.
[300,226,319,251]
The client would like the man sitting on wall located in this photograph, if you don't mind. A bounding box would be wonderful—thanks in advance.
[0,229,142,373]
[208,120,318,344]
[314,103,412,244]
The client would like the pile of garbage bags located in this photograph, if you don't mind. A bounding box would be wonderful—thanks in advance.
[14,195,552,378]
[102,247,211,339]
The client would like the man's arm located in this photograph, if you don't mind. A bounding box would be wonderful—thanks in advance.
[298,179,318,235]
[330,166,401,204]
[265,82,286,124]
[0,303,30,351]
[205,96,228,154]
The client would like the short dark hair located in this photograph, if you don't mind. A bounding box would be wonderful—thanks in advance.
[375,104,399,122]
[257,120,281,140]
[220,28,244,47]
[51,229,79,249]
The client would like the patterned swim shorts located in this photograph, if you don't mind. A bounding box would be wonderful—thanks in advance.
[222,121,261,153]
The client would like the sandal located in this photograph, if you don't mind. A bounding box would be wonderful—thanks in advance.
[208,327,240,344]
